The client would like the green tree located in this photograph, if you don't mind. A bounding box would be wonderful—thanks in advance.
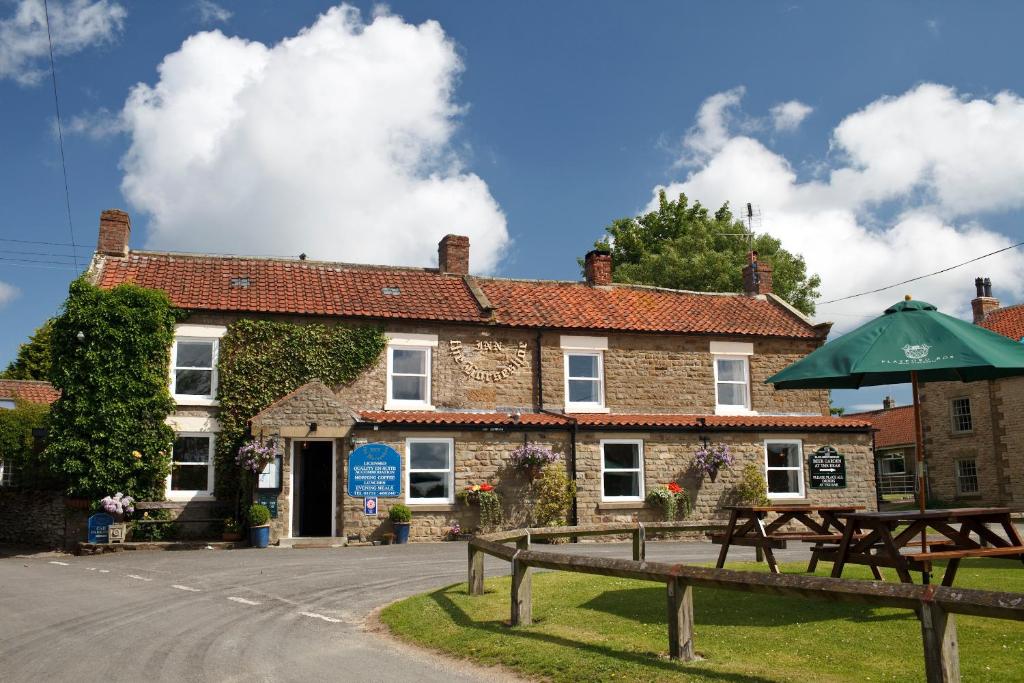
[2,319,55,381]
[586,190,821,316]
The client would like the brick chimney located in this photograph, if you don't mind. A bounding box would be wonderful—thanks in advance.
[971,276,1000,324]
[438,234,469,275]
[742,251,772,296]
[882,396,896,410]
[97,209,131,257]
[584,249,612,286]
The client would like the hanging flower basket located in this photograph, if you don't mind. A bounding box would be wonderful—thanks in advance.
[693,443,733,483]
[510,444,559,481]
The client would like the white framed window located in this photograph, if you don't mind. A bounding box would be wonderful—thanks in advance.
[405,438,454,504]
[0,399,15,410]
[385,333,436,410]
[950,398,973,433]
[765,440,804,499]
[714,355,751,414]
[600,439,644,501]
[170,325,225,406]
[956,459,979,495]
[0,459,13,487]
[561,336,608,413]
[879,452,906,475]
[167,433,215,500]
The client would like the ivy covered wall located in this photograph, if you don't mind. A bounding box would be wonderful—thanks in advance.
[46,278,182,499]
[215,320,386,499]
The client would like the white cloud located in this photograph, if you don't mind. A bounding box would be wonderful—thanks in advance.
[195,0,231,24]
[926,18,940,37]
[678,86,747,165]
[62,106,124,139]
[118,5,509,272]
[0,282,19,308]
[0,0,126,85]
[656,84,1024,331]
[770,100,812,132]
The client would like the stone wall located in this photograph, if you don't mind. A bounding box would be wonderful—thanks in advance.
[0,490,89,549]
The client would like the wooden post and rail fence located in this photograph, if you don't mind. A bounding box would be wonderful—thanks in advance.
[467,522,1024,683]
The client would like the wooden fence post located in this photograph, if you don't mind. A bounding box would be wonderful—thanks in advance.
[667,577,695,661]
[511,547,533,626]
[919,601,961,682]
[468,543,484,596]
[633,523,646,562]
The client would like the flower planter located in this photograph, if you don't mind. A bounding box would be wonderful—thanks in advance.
[223,532,242,542]
[249,525,270,548]
[392,522,411,544]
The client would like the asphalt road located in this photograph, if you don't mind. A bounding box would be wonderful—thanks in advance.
[0,540,810,682]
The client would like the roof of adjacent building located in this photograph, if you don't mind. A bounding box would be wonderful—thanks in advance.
[90,251,826,339]
[357,410,872,432]
[0,379,60,405]
[979,304,1024,342]
[844,405,916,449]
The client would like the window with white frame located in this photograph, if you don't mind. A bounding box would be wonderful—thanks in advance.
[406,438,453,504]
[0,398,15,410]
[601,439,644,501]
[168,434,215,498]
[385,333,436,410]
[170,325,225,405]
[950,398,973,433]
[561,336,607,412]
[956,459,979,495]
[0,459,13,487]
[879,452,907,475]
[765,440,804,499]
[711,342,752,414]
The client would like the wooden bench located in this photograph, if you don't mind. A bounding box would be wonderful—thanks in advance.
[905,545,1024,586]
[709,533,788,549]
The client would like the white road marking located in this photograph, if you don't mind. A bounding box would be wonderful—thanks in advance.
[172,585,201,592]
[48,561,69,566]
[126,574,152,581]
[86,567,97,571]
[299,611,342,624]
[227,596,261,606]
[99,569,110,573]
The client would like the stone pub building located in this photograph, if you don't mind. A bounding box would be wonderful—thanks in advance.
[88,209,874,542]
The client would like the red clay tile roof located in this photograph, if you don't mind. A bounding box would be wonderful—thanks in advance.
[845,405,916,448]
[980,304,1024,342]
[357,411,871,432]
[0,379,60,405]
[92,252,824,339]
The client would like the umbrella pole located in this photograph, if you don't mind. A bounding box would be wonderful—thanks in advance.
[911,370,929,582]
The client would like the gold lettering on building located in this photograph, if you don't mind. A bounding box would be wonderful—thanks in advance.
[449,340,528,383]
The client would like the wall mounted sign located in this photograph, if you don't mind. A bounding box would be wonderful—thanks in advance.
[348,443,402,498]
[257,454,283,491]
[256,493,279,519]
[364,497,378,516]
[449,340,528,383]
[809,446,847,489]
[87,513,113,544]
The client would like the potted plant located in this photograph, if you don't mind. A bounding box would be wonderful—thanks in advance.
[389,504,412,544]
[457,482,503,532]
[509,443,560,481]
[693,443,733,482]
[222,517,242,542]
[646,482,691,520]
[247,504,272,548]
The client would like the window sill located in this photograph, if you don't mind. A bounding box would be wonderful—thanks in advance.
[565,406,610,414]
[405,503,455,512]
[767,495,807,501]
[384,403,435,412]
[949,431,974,438]
[174,396,220,407]
[165,493,216,502]
[714,407,756,416]
[598,500,648,510]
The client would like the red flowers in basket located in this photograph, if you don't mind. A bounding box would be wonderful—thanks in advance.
[667,481,683,494]
[465,483,494,492]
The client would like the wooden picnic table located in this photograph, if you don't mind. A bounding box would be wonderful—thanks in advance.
[712,504,864,574]
[829,507,1024,586]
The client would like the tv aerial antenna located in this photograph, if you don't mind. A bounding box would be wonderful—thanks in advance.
[722,202,761,253]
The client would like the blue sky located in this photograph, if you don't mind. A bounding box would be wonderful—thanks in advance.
[3,1,1024,412]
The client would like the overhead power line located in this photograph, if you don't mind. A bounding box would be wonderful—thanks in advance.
[0,237,91,249]
[817,240,1024,306]
[43,0,79,270]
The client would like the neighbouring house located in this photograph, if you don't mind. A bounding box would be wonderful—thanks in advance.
[85,209,874,542]
[846,397,917,499]
[0,379,59,487]
[919,278,1024,506]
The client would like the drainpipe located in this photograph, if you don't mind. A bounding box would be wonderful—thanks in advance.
[534,328,578,536]
[534,330,543,411]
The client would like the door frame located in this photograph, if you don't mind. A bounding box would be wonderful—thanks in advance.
[289,437,337,538]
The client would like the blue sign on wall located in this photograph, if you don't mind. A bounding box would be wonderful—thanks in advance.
[347,443,401,498]
[88,513,114,544]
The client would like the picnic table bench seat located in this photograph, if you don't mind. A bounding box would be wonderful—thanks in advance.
[905,545,1024,562]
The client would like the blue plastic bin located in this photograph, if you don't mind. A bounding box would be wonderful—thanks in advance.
[393,522,410,544]
[249,525,270,548]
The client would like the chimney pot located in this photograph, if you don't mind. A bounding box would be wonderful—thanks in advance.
[438,234,469,275]
[882,396,895,410]
[584,249,613,286]
[971,276,1000,324]
[742,254,772,296]
[97,209,131,257]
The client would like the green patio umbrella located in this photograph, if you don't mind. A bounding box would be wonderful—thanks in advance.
[767,297,1024,516]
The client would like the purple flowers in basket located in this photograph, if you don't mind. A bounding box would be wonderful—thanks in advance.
[693,443,733,478]
[236,438,279,474]
[509,443,560,471]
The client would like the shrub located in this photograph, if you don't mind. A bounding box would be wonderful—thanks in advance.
[247,503,271,527]
[0,399,55,488]
[130,509,176,542]
[735,463,769,505]
[532,464,576,528]
[389,504,412,523]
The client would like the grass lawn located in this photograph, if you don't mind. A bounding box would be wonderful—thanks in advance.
[380,560,1024,682]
